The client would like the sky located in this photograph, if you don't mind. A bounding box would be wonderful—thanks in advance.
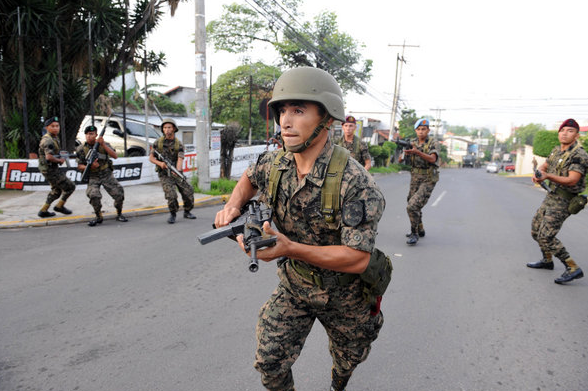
[145,0,588,132]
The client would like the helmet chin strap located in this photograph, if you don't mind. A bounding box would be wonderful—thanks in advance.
[284,115,330,153]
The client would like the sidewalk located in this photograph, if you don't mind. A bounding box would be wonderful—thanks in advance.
[0,183,227,229]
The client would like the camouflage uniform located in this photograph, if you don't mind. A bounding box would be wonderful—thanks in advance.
[76,142,124,215]
[247,139,385,391]
[38,133,76,204]
[336,136,371,167]
[152,137,194,214]
[531,141,588,263]
[406,137,439,233]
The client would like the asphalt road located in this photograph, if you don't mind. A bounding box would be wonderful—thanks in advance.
[1,169,587,391]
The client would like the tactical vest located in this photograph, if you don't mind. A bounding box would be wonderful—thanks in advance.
[83,144,111,172]
[155,137,181,173]
[38,134,60,172]
[337,136,361,160]
[268,145,392,305]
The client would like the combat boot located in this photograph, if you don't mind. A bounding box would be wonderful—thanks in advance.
[330,368,350,391]
[88,213,103,227]
[167,212,176,224]
[54,205,72,215]
[183,211,196,219]
[116,214,128,222]
[526,259,554,270]
[406,232,418,245]
[38,210,56,218]
[555,259,584,284]
[406,224,425,238]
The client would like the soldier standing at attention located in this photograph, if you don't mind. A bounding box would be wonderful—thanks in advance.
[215,67,386,391]
[336,115,372,171]
[37,116,76,218]
[76,125,128,227]
[401,118,439,245]
[149,118,196,224]
[528,118,587,284]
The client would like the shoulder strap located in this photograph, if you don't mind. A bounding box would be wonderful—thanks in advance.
[353,136,361,157]
[556,143,581,175]
[157,137,164,151]
[174,138,180,153]
[268,149,287,207]
[321,145,349,223]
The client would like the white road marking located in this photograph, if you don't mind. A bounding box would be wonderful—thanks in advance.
[431,190,447,207]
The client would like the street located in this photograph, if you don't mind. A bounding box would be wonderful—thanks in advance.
[1,169,587,391]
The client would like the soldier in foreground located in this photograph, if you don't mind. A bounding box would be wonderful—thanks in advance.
[149,118,196,224]
[400,118,439,245]
[336,115,371,171]
[528,118,587,284]
[215,67,386,391]
[37,116,76,218]
[76,125,128,227]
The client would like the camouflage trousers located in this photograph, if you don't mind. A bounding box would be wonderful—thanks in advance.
[407,174,437,232]
[43,168,76,205]
[254,262,384,391]
[531,193,572,262]
[86,169,125,214]
[158,173,194,213]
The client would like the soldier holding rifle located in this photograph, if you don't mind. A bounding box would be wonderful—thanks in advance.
[76,125,128,227]
[214,67,386,391]
[37,116,76,218]
[149,118,196,224]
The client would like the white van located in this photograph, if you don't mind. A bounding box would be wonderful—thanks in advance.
[76,115,162,156]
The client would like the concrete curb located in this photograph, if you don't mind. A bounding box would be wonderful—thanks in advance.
[0,194,229,230]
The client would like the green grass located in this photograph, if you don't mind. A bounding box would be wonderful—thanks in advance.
[193,176,237,196]
[369,163,410,174]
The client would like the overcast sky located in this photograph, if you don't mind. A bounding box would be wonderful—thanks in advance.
[145,0,588,131]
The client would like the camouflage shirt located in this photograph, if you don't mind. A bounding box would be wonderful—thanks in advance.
[75,142,114,176]
[152,137,184,173]
[336,136,371,166]
[408,137,440,169]
[546,141,588,194]
[246,139,385,276]
[38,133,60,172]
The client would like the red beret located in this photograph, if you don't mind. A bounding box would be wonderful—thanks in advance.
[559,118,579,132]
[344,115,356,124]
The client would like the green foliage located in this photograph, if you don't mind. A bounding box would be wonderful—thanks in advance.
[369,163,410,174]
[193,177,237,196]
[368,144,391,167]
[4,138,21,159]
[381,141,396,157]
[508,123,546,149]
[211,62,280,141]
[438,143,449,164]
[533,130,559,157]
[206,1,372,94]
[446,125,470,136]
[398,109,419,139]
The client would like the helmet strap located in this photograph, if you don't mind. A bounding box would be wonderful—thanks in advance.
[285,115,330,153]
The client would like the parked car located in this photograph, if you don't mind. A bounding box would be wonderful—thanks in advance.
[505,164,515,172]
[76,115,162,156]
[486,162,499,173]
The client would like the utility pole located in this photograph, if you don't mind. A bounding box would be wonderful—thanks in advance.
[387,41,419,141]
[195,0,210,191]
[429,107,445,139]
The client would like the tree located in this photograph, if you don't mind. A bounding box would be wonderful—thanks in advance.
[206,1,372,94]
[397,109,419,140]
[446,125,470,136]
[211,62,281,141]
[0,0,183,157]
[533,130,558,157]
[508,123,545,150]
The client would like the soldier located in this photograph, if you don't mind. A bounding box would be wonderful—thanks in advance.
[37,116,76,218]
[401,118,439,245]
[149,118,196,224]
[215,67,386,391]
[528,118,587,284]
[76,125,128,227]
[336,115,372,171]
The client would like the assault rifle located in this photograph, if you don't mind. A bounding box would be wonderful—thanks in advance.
[393,137,412,150]
[80,118,109,183]
[197,200,277,272]
[153,148,188,183]
[52,151,78,168]
[535,170,553,193]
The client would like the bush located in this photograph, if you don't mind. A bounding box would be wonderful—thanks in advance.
[533,131,559,157]
[192,176,237,196]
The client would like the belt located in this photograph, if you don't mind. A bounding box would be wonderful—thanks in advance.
[411,167,436,175]
[289,259,356,288]
[552,186,576,201]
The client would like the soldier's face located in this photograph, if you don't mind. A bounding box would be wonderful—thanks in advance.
[416,126,430,139]
[46,122,60,136]
[163,123,175,139]
[558,126,579,145]
[278,101,324,148]
[342,122,356,137]
[85,131,97,144]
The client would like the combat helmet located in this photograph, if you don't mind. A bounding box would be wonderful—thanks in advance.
[268,67,345,152]
[161,117,178,132]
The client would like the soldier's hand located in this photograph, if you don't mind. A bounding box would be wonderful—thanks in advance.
[97,136,105,145]
[91,160,100,169]
[160,162,168,170]
[404,146,418,155]
[215,205,241,228]
[237,222,290,263]
[58,158,65,164]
